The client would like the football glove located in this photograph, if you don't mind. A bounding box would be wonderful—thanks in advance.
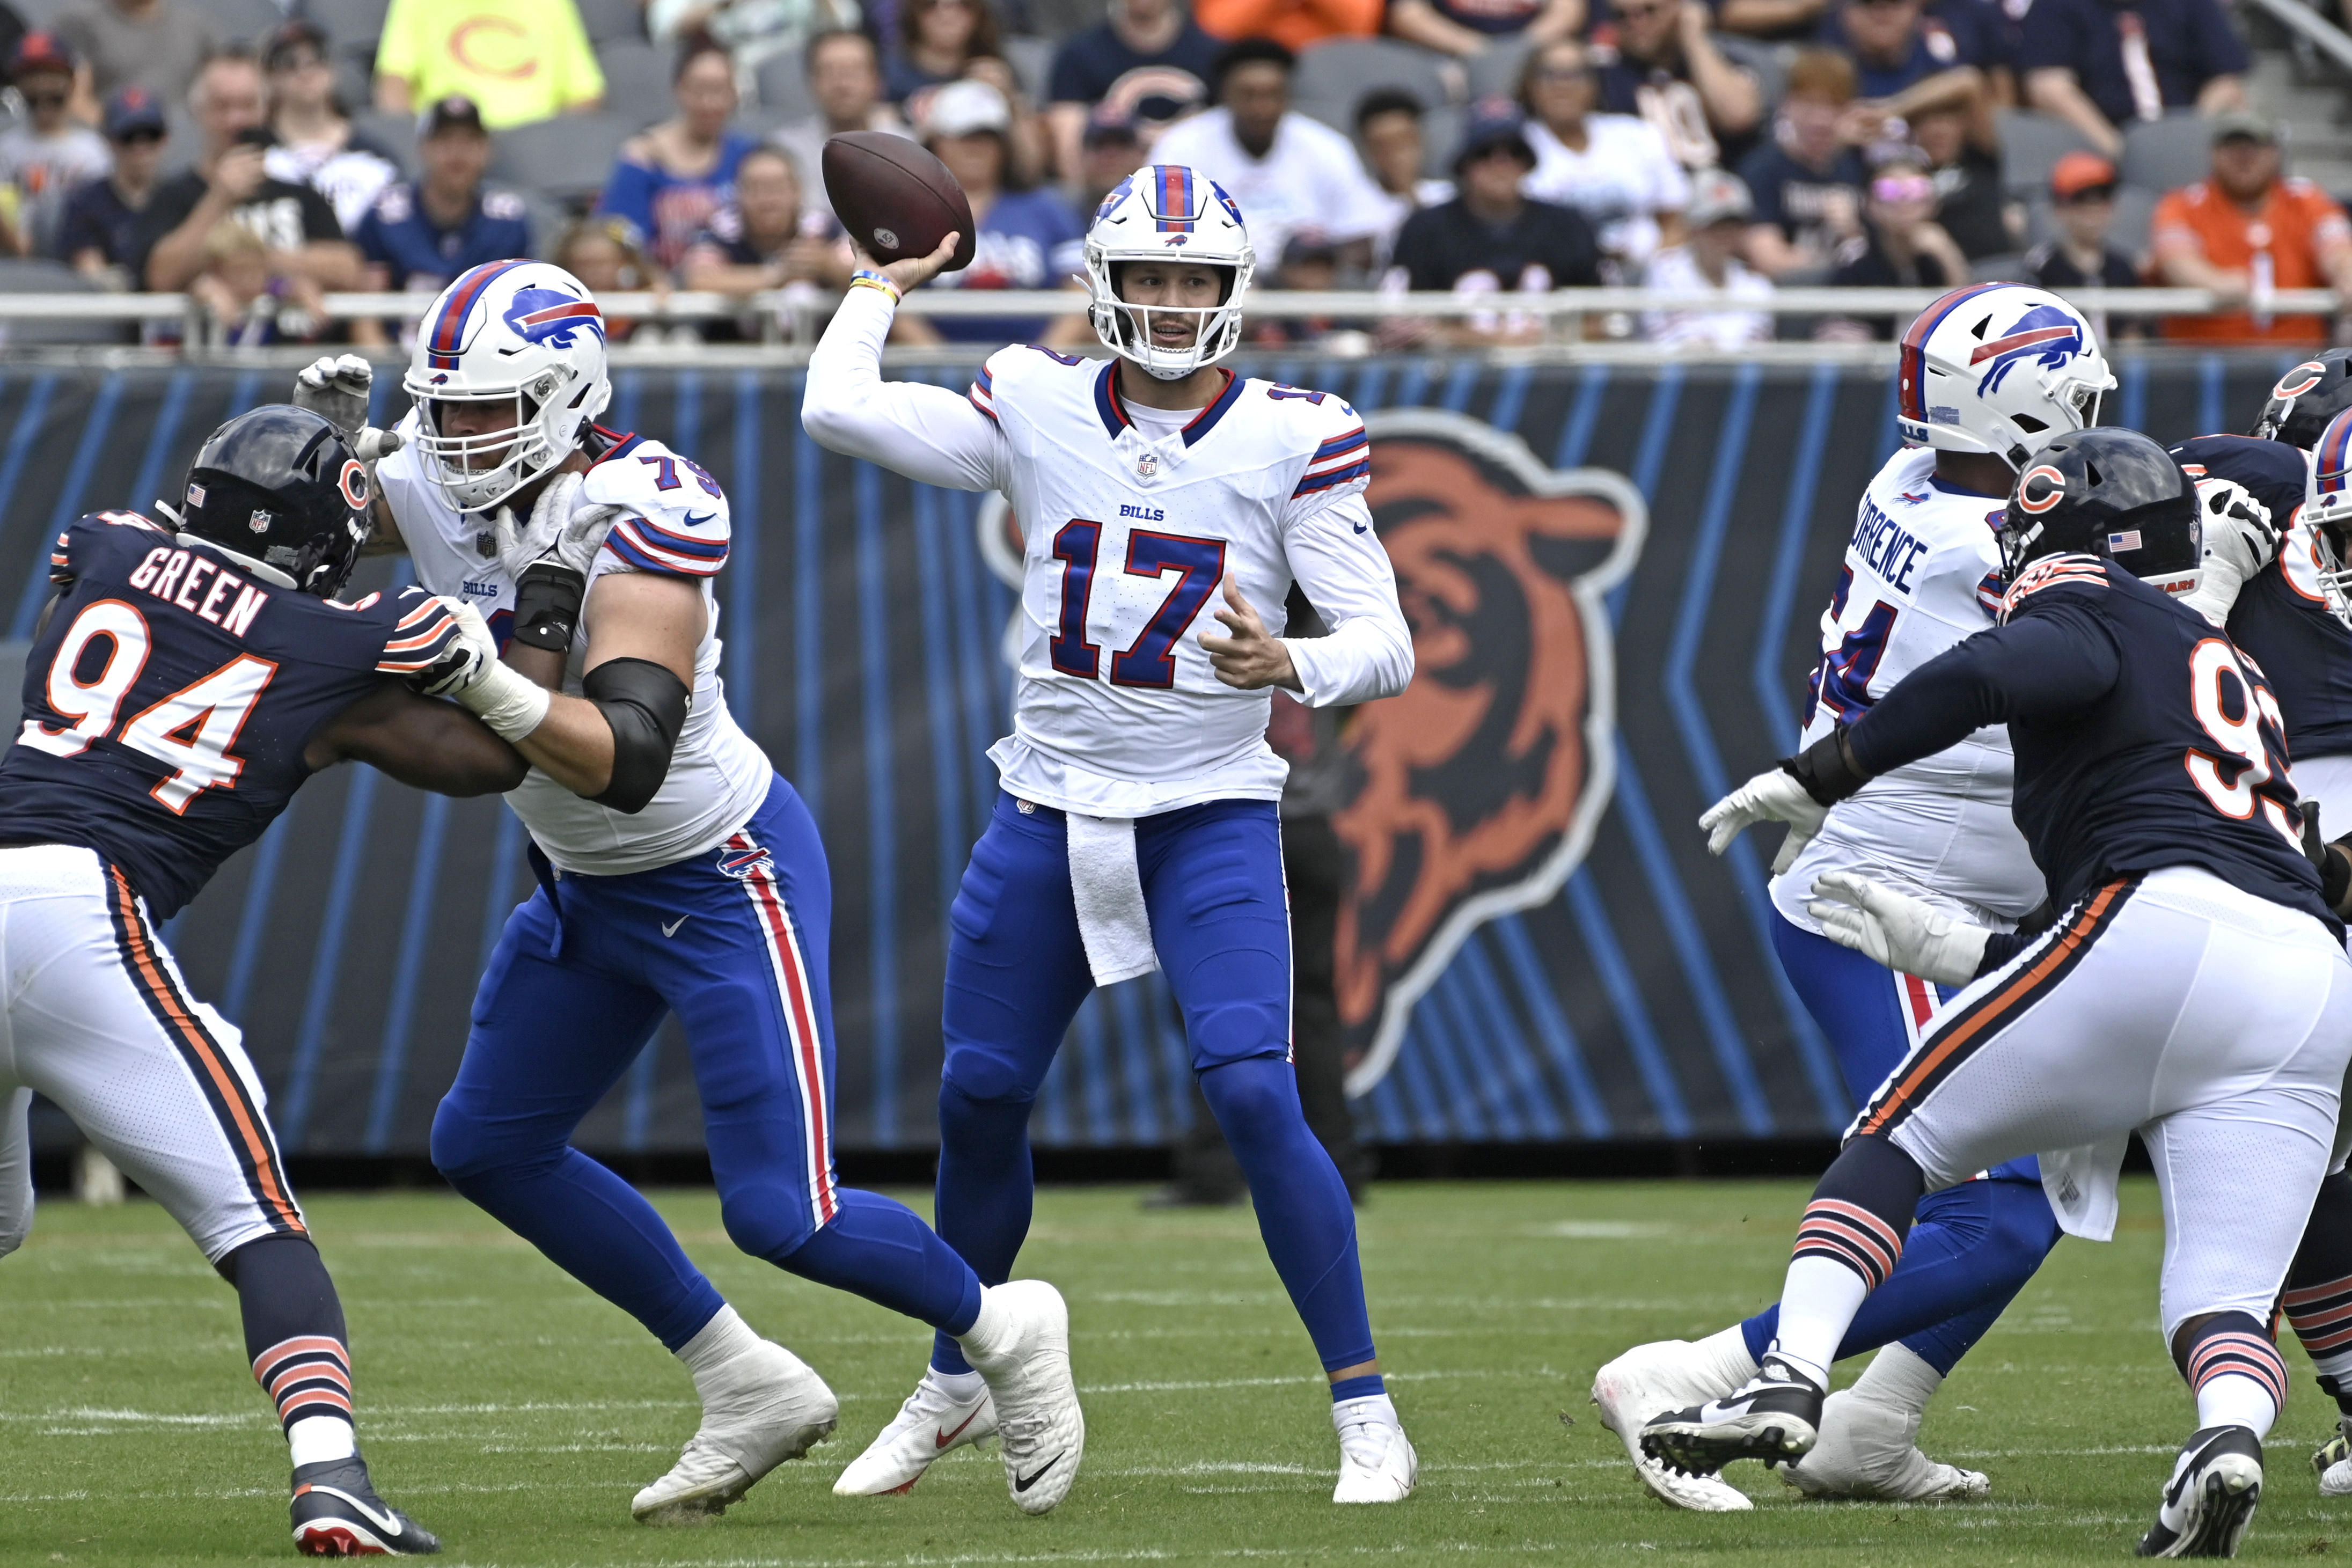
[490,472,627,584]
[410,596,551,741]
[1806,871,1989,987]
[408,596,498,699]
[291,353,401,461]
[2179,478,2280,627]
[1699,768,1829,862]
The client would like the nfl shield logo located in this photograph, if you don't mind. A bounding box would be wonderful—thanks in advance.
[1136,451,1158,479]
[248,509,273,534]
[475,530,495,559]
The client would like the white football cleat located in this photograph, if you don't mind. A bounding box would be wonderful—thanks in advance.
[1592,1339,1754,1511]
[1331,1396,1417,1503]
[2323,1456,2352,1499]
[632,1339,838,1525]
[1783,1388,1989,1501]
[833,1370,998,1496]
[957,1280,1084,1514]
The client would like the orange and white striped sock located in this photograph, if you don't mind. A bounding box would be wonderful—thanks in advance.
[253,1335,358,1466]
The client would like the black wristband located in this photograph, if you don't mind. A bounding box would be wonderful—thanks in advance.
[512,561,585,653]
[2326,834,2352,917]
[1778,726,1871,808]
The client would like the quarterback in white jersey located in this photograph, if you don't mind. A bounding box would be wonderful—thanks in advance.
[294,260,1087,1526]
[802,164,1418,1504]
[1592,284,2114,1513]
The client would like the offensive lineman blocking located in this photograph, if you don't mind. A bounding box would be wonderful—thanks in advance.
[802,166,1419,1500]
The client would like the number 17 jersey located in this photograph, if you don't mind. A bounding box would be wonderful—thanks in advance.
[1773,448,2043,934]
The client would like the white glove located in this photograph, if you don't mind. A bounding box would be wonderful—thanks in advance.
[409,596,499,698]
[2179,477,2280,626]
[1806,870,1989,987]
[492,471,626,583]
[413,598,551,742]
[292,353,373,436]
[1699,767,1829,864]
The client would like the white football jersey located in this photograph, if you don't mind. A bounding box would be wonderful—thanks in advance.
[377,419,772,875]
[802,288,1413,818]
[1773,448,2043,933]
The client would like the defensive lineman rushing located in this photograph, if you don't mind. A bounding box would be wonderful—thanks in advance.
[291,258,1084,1523]
[0,406,527,1554]
[1594,283,2119,1510]
[802,166,1419,1500]
[1656,427,2352,1558]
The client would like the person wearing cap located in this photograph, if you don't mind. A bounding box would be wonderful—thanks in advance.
[596,40,757,275]
[372,0,603,128]
[2025,150,2143,312]
[1642,167,1774,349]
[2151,110,2352,345]
[770,30,911,231]
[1151,38,1391,272]
[1383,99,1599,345]
[2019,0,2244,159]
[1588,0,1763,172]
[1046,0,1221,180]
[61,83,163,279]
[261,19,399,236]
[0,31,108,257]
[1075,107,1147,211]
[892,75,1090,348]
[53,0,214,114]
[1518,39,1689,275]
[348,93,528,335]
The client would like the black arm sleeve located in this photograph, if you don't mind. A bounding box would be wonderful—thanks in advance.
[1844,606,2122,779]
[584,657,691,814]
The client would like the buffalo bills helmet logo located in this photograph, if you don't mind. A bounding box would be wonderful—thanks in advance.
[1969,304,2086,396]
[502,287,606,349]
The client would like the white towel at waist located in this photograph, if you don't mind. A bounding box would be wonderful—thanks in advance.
[1065,810,1159,986]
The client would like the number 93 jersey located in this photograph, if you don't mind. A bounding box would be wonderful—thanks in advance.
[376,420,772,875]
[0,510,466,919]
[971,348,1409,817]
[1776,447,2043,935]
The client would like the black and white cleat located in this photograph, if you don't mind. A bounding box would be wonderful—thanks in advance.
[2137,1425,2262,1559]
[291,1456,442,1556]
[1639,1358,1825,1478]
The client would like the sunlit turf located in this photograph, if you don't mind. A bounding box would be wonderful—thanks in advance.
[1,1177,2342,1564]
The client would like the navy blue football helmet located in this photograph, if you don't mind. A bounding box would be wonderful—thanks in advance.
[179,405,371,599]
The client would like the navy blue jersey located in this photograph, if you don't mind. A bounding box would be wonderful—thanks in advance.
[2172,433,2352,760]
[0,511,462,917]
[1845,555,2333,935]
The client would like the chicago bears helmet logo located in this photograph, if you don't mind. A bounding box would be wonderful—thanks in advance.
[2276,361,2330,401]
[1332,413,1645,1093]
[1969,304,2086,396]
[338,458,369,511]
[502,287,606,349]
[2016,463,2068,514]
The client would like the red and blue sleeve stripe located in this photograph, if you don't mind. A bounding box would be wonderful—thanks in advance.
[970,363,999,424]
[605,514,730,577]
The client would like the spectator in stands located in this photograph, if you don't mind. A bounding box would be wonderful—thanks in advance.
[1046,0,1221,180]
[1518,39,1688,275]
[1245,231,1362,346]
[1820,0,1992,104]
[648,0,858,100]
[772,30,910,229]
[1738,47,1865,277]
[1821,143,1966,336]
[352,97,528,297]
[553,214,672,340]
[1589,0,1763,172]
[1355,87,1451,261]
[61,85,164,281]
[375,0,605,128]
[134,53,360,296]
[887,0,1002,102]
[1909,100,2009,259]
[893,78,1089,345]
[1644,168,1773,347]
[54,0,212,114]
[599,43,757,274]
[191,218,326,345]
[1151,38,1391,270]
[1074,108,1147,209]
[1384,101,1599,345]
[2151,109,2352,345]
[1193,0,1378,52]
[261,20,399,237]
[0,33,109,258]
[681,144,846,291]
[2020,0,2245,159]
[1386,0,1582,62]
[2024,149,2142,337]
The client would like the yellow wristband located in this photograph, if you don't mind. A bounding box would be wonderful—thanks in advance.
[849,269,901,303]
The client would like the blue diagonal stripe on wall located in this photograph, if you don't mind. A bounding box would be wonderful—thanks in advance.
[1753,365,1839,745]
[13,373,121,639]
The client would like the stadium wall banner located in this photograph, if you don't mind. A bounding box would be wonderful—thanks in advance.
[0,353,2305,1156]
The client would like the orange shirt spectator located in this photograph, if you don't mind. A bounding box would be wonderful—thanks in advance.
[2151,110,2352,345]
[1195,0,1379,52]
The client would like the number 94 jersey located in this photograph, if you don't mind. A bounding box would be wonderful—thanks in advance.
[1775,448,2042,935]
[972,349,1410,817]
[0,510,464,919]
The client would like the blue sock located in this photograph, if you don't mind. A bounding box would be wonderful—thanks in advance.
[1199,1056,1376,1373]
[775,1189,983,1334]
[1741,1175,2063,1373]
[1330,1373,1386,1402]
[929,1079,1038,1376]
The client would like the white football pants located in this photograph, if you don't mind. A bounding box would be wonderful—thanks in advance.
[1856,865,2352,1340]
[0,845,305,1263]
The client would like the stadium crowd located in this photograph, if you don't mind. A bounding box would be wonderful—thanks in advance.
[0,0,2334,344]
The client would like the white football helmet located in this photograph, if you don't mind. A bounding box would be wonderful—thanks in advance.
[1896,283,2114,471]
[401,260,613,514]
[1083,164,1254,380]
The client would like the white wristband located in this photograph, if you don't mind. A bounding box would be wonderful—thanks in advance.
[457,659,552,742]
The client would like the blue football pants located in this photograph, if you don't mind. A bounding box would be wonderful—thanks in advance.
[431,775,980,1351]
[927,792,1375,1380]
[1741,912,2063,1375]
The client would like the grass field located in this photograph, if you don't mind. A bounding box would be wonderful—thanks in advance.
[3,1177,2346,1566]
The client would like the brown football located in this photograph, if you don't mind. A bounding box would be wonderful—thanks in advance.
[822,132,977,272]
